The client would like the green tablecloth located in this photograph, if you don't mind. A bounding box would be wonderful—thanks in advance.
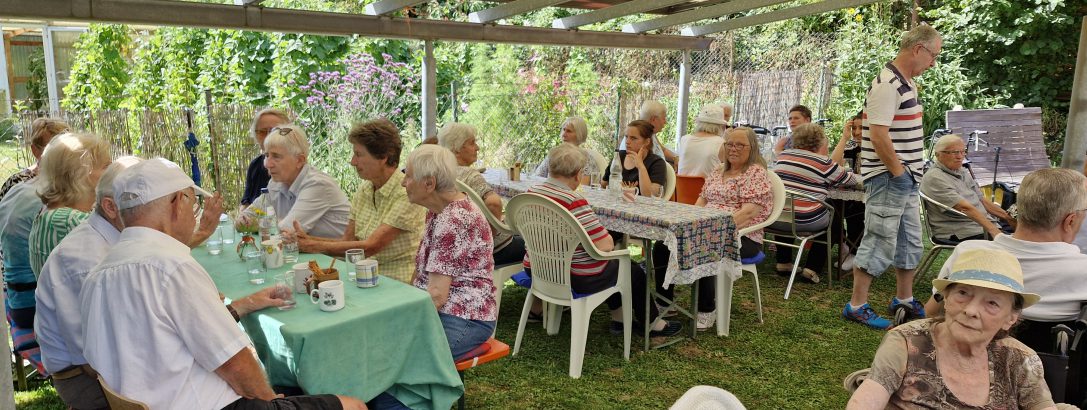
[192,244,463,410]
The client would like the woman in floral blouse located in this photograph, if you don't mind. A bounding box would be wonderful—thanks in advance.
[693,127,773,329]
[403,144,496,360]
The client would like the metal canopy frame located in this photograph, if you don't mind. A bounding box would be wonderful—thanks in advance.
[0,0,874,155]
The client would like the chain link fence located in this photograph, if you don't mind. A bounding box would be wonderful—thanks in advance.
[3,32,840,204]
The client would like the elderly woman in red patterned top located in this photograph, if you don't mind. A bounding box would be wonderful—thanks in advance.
[403,144,497,359]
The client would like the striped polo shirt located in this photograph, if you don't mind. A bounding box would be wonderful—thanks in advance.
[772,149,859,225]
[522,179,609,277]
[859,62,925,181]
[29,207,90,277]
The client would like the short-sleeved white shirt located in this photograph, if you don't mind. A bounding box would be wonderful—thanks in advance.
[34,213,119,373]
[934,234,1087,322]
[81,227,249,410]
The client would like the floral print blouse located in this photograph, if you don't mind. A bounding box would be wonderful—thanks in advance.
[701,165,773,243]
[413,198,497,322]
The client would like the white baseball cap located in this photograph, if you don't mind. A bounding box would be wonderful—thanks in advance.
[113,157,212,210]
[694,104,726,125]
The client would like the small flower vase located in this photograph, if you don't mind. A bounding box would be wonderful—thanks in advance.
[237,233,259,260]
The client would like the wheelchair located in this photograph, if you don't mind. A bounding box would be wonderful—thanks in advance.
[1020,303,1087,406]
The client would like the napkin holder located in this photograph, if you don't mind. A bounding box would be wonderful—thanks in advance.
[305,268,340,293]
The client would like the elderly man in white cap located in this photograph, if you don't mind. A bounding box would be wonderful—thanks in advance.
[79,158,366,410]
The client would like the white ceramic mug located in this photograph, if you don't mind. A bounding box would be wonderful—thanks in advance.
[310,280,345,312]
[354,259,380,288]
[290,262,311,294]
[262,239,284,269]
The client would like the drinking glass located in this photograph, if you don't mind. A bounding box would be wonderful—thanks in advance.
[245,250,265,285]
[282,242,299,263]
[273,273,296,310]
[219,214,235,245]
[345,249,365,285]
[207,227,223,255]
[589,171,602,190]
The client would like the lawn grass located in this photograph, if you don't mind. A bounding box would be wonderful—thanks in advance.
[13,250,950,409]
[0,141,27,177]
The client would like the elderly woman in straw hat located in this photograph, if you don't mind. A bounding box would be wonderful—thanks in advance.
[847,248,1057,410]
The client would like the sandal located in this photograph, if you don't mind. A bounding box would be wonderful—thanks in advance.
[775,263,793,277]
[798,268,821,284]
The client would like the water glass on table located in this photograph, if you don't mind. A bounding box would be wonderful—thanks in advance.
[219,213,235,245]
[280,230,299,263]
[588,170,602,190]
[207,226,223,255]
[345,248,365,285]
[273,273,297,310]
[245,250,265,285]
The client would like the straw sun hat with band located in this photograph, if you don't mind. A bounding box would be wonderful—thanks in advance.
[932,249,1041,308]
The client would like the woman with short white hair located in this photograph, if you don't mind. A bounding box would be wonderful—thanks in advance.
[437,122,526,266]
[534,116,604,178]
[403,144,497,360]
[240,124,351,239]
[240,108,291,209]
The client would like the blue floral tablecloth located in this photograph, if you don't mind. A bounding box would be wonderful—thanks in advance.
[483,169,740,285]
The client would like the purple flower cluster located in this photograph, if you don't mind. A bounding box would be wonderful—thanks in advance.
[297,52,419,119]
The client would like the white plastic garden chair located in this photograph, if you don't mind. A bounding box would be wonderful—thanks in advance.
[662,162,676,200]
[506,192,632,379]
[456,180,526,335]
[715,171,784,336]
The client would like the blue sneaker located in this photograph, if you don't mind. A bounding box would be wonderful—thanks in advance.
[842,303,892,330]
[889,298,926,319]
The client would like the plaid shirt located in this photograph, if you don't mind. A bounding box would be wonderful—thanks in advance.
[350,171,426,283]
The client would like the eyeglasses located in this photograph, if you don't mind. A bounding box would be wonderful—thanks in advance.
[270,127,294,136]
[724,142,749,150]
[939,150,967,156]
[177,192,204,214]
[919,43,940,62]
[255,127,274,135]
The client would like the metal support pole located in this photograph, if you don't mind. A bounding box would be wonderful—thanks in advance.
[204,90,223,193]
[1061,16,1087,171]
[0,23,10,115]
[614,84,622,147]
[675,50,692,148]
[421,40,437,139]
[450,81,458,123]
[42,26,60,114]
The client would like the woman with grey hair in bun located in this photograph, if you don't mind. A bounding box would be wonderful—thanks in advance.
[239,124,350,239]
[437,122,526,266]
[403,144,497,359]
[0,117,69,201]
[535,116,604,178]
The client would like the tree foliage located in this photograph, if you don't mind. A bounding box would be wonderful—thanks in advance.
[63,24,131,111]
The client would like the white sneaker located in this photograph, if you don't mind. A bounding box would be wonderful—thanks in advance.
[841,253,855,272]
[696,311,716,331]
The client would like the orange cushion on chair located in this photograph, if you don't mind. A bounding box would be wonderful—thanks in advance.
[455,338,510,371]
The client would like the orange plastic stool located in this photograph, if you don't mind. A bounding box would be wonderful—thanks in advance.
[454,338,510,409]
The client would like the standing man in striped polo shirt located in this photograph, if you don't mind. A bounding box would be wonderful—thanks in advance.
[842,24,942,329]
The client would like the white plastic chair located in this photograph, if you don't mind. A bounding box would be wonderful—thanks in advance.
[506,192,632,379]
[914,191,968,286]
[715,171,784,336]
[456,180,525,335]
[763,188,836,299]
[670,385,747,410]
[662,162,677,200]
